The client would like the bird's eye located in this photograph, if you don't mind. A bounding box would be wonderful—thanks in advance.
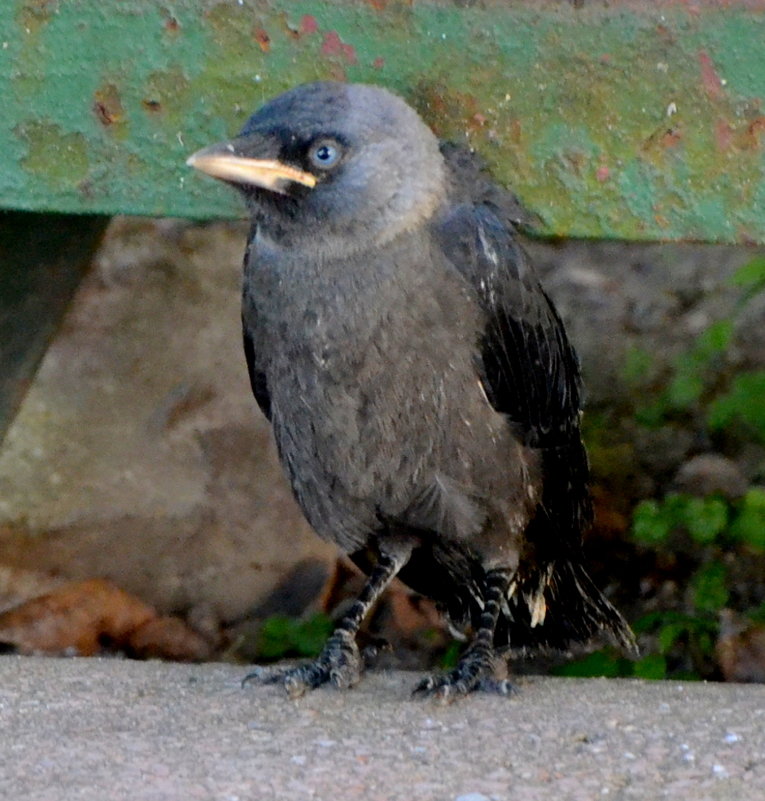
[308,139,343,170]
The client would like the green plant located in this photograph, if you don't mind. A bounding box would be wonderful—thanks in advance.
[625,490,765,678]
[575,256,765,681]
[632,491,765,554]
[625,255,765,437]
[255,613,334,661]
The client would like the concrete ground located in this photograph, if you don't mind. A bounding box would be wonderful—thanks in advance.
[1,656,763,801]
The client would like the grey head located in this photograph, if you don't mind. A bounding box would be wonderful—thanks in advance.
[187,82,447,252]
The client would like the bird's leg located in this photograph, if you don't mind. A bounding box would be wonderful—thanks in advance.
[244,547,409,698]
[414,567,515,702]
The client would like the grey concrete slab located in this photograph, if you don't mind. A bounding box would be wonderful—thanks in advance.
[1,656,763,801]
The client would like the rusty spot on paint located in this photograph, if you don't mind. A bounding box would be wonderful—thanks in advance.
[327,65,348,82]
[143,68,191,124]
[373,56,385,69]
[300,14,318,35]
[16,0,59,33]
[596,165,610,183]
[92,83,124,127]
[715,120,734,152]
[744,117,765,150]
[321,31,357,64]
[508,118,522,145]
[164,16,180,33]
[16,120,89,186]
[367,0,388,9]
[93,102,114,126]
[659,128,682,148]
[698,51,725,100]
[413,82,488,140]
[642,124,682,153]
[655,24,675,45]
[253,27,270,52]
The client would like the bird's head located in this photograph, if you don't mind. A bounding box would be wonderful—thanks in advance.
[187,82,446,250]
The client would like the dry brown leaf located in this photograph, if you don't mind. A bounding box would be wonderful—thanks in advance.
[128,616,212,662]
[386,585,442,635]
[0,578,156,655]
[716,609,765,683]
[0,565,66,615]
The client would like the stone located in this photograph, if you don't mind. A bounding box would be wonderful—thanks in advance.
[0,218,334,622]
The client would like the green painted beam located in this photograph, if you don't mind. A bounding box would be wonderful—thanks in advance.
[1,1,764,242]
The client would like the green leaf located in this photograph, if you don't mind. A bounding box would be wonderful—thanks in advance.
[667,372,705,408]
[634,401,670,428]
[631,499,672,544]
[257,615,296,660]
[632,653,667,680]
[658,621,689,654]
[691,561,729,613]
[692,320,734,363]
[708,371,765,442]
[729,255,765,301]
[746,601,765,624]
[683,497,729,544]
[440,640,463,669]
[553,649,625,678]
[622,346,656,386]
[293,613,334,657]
[729,488,765,551]
[632,610,691,634]
[256,613,333,660]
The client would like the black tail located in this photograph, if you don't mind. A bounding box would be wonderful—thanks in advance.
[494,559,638,656]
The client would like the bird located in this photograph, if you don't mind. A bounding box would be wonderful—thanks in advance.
[187,81,637,700]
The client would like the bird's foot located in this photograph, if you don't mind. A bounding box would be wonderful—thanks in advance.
[242,630,362,699]
[412,646,515,703]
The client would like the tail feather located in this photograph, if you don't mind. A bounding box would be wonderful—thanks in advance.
[495,560,638,656]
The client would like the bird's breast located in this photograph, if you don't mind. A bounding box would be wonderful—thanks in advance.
[244,236,526,547]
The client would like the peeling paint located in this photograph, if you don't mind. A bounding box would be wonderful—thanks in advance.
[1,0,764,241]
[93,83,127,137]
[16,120,89,187]
[321,31,357,64]
[699,50,726,100]
[15,0,59,34]
[143,67,192,126]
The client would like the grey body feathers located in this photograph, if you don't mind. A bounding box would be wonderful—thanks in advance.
[231,81,636,658]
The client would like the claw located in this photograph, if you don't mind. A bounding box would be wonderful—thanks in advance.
[241,665,282,688]
[241,631,362,697]
[412,646,516,701]
[411,675,436,697]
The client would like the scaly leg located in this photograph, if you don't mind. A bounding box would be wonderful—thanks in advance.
[244,547,409,698]
[413,567,515,702]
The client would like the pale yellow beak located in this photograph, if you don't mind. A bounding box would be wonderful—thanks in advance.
[186,146,316,194]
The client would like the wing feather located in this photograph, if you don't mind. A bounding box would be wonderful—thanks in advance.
[242,320,272,421]
[434,148,591,551]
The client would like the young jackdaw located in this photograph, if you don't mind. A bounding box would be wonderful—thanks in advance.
[187,81,637,700]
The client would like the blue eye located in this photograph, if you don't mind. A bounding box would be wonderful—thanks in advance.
[309,139,342,170]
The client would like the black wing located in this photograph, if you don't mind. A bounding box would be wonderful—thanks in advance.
[435,148,591,553]
[242,320,271,421]
[435,149,638,655]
